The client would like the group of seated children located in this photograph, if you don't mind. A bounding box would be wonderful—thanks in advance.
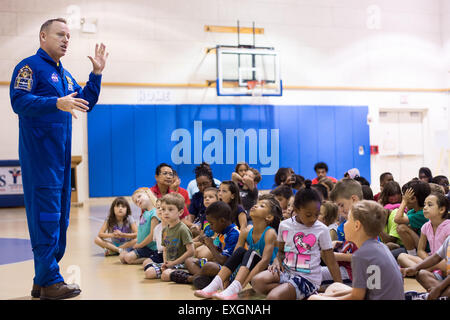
[94,162,450,301]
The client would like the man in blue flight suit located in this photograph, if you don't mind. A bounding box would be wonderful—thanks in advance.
[9,18,108,300]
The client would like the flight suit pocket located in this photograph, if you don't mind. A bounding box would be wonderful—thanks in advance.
[25,123,66,186]
[35,186,62,246]
[30,124,65,168]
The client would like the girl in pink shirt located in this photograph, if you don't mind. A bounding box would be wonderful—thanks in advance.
[398,192,450,274]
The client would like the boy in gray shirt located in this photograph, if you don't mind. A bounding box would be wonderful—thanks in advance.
[309,200,405,300]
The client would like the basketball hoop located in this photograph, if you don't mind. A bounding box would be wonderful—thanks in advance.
[247,80,265,96]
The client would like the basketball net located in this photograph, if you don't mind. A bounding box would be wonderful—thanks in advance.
[247,80,265,97]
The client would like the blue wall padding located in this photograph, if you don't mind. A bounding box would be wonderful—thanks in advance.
[87,104,370,197]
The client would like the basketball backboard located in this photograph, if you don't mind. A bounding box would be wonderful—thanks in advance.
[215,46,282,96]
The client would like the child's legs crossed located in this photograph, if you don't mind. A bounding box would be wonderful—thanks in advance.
[424,259,447,273]
[120,239,137,249]
[441,285,450,298]
[266,283,297,300]
[323,282,353,297]
[195,245,213,260]
[416,269,442,291]
[185,257,201,275]
[251,270,280,295]
[144,263,163,279]
[396,225,419,250]
[95,237,119,252]
[200,262,221,277]
[161,268,175,282]
[320,266,351,292]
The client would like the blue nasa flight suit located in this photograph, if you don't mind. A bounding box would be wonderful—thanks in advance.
[9,48,102,287]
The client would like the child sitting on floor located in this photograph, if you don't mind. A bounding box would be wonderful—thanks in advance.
[219,181,248,230]
[271,184,294,219]
[394,180,431,256]
[141,199,166,269]
[234,167,261,214]
[251,181,342,300]
[309,200,404,300]
[231,161,250,189]
[318,200,339,241]
[402,235,450,300]
[329,178,363,242]
[120,188,161,265]
[171,201,239,288]
[94,196,137,256]
[192,187,219,260]
[398,192,450,274]
[143,193,194,281]
[282,195,295,220]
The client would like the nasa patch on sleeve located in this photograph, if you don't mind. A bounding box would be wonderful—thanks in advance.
[14,65,34,92]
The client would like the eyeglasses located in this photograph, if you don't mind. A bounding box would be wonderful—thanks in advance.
[160,171,174,177]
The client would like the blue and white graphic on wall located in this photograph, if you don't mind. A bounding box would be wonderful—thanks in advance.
[171,120,279,175]
[87,104,370,196]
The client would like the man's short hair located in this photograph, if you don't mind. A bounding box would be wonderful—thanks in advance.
[205,201,232,221]
[351,200,386,237]
[314,162,328,172]
[330,178,363,201]
[160,193,185,211]
[40,18,67,33]
[379,172,393,183]
[155,163,173,176]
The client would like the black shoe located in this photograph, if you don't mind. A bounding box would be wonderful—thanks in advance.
[193,275,214,290]
[170,270,191,284]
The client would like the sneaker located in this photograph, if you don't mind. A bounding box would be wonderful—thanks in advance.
[405,291,428,300]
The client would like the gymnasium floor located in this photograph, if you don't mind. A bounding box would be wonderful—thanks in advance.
[0,197,423,300]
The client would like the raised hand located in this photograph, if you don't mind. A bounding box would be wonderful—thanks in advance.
[56,92,89,119]
[88,43,108,75]
[402,188,415,204]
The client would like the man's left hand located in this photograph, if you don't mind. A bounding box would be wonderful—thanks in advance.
[88,43,108,75]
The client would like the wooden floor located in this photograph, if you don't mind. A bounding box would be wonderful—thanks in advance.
[0,197,423,300]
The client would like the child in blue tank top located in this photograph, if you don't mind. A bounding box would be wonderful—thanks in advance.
[194,194,282,300]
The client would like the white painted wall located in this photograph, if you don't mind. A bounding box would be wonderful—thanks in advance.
[1,0,449,202]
